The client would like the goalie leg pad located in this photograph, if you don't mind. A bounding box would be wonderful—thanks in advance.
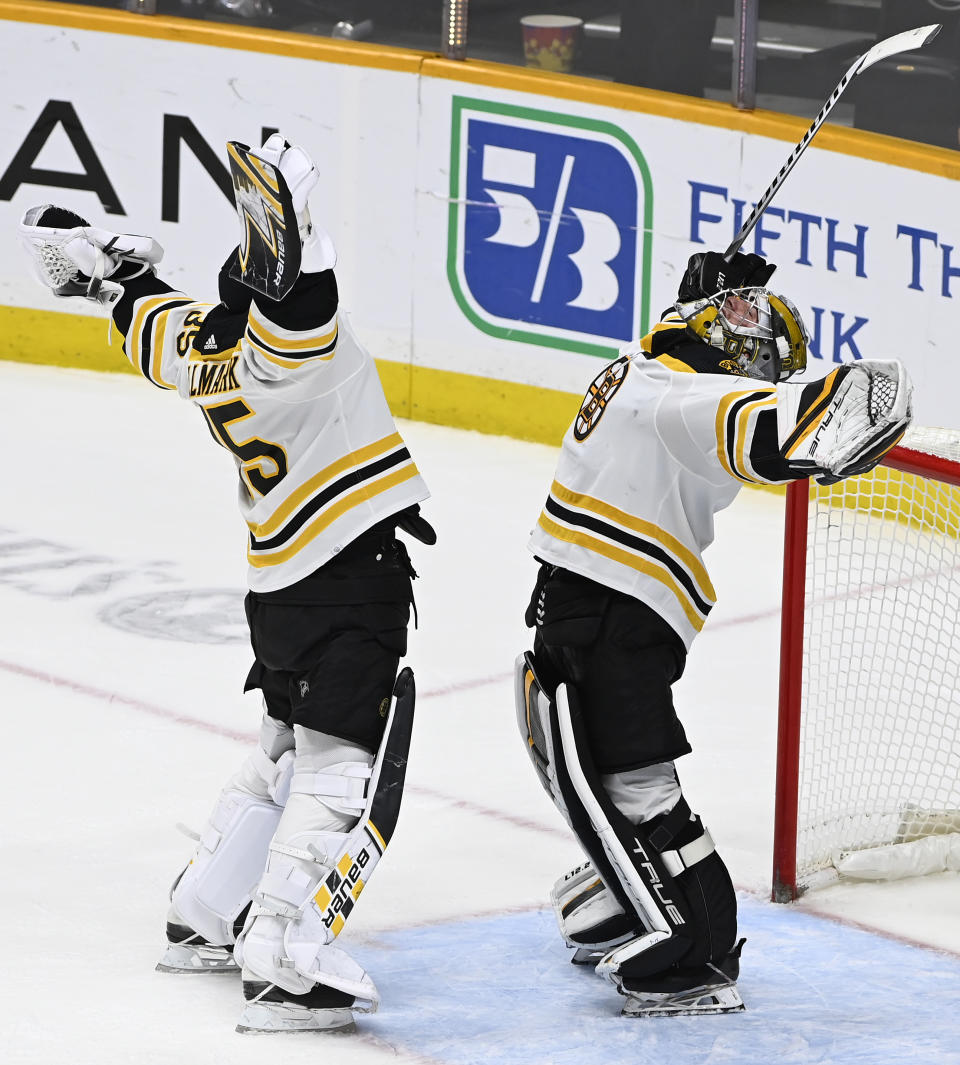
[553,683,696,970]
[552,760,683,957]
[515,652,571,824]
[551,862,634,959]
[164,724,295,954]
[595,805,737,983]
[518,654,687,966]
[237,668,415,1005]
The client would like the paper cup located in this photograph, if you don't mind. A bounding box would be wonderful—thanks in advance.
[521,14,583,73]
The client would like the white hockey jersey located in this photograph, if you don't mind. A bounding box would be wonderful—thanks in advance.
[113,278,429,593]
[528,344,812,648]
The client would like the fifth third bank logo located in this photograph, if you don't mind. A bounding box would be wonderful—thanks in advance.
[448,97,653,356]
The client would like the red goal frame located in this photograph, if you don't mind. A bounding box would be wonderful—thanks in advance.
[773,443,960,902]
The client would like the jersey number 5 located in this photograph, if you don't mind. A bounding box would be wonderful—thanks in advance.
[201,399,289,497]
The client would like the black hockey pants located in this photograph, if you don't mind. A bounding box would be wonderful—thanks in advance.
[526,563,691,773]
[244,517,418,751]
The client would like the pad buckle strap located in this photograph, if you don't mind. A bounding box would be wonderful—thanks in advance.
[646,796,692,853]
[660,827,716,878]
[269,840,317,863]
[199,824,222,852]
[289,763,371,812]
[255,868,316,911]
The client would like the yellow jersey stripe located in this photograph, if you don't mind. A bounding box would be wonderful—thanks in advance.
[733,395,777,480]
[536,512,707,633]
[715,388,776,481]
[248,432,405,538]
[784,370,842,459]
[150,308,177,389]
[550,480,715,600]
[248,316,338,352]
[248,464,420,568]
[654,353,697,374]
[246,332,337,369]
[128,295,176,375]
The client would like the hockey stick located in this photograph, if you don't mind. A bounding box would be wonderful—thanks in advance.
[724,23,942,261]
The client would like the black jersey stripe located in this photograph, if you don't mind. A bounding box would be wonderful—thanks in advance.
[544,496,713,617]
[725,390,773,481]
[250,448,413,552]
[136,298,193,389]
[245,322,338,362]
[781,370,845,458]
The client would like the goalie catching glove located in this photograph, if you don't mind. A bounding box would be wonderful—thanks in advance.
[779,359,913,484]
[19,205,163,306]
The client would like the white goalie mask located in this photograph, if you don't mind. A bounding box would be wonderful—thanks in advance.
[676,287,808,382]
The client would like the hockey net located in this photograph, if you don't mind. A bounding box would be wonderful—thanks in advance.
[774,426,960,900]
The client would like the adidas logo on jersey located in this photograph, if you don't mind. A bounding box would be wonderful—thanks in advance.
[203,334,218,351]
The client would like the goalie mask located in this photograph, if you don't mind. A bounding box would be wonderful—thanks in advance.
[676,288,808,382]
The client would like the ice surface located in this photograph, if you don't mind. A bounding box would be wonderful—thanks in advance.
[1,362,957,1064]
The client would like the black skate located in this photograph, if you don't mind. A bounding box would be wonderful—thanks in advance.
[237,977,373,1034]
[155,904,249,975]
[617,939,746,1017]
[155,918,240,975]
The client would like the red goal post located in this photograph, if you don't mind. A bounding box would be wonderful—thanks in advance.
[773,427,960,902]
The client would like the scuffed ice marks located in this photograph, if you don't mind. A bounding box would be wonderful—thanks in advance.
[0,526,246,645]
[99,590,246,644]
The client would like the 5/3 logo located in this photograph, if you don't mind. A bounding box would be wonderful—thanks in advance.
[448,97,653,357]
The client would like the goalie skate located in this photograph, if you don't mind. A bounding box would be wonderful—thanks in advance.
[616,939,746,1018]
[156,915,242,974]
[156,940,238,975]
[237,976,374,1034]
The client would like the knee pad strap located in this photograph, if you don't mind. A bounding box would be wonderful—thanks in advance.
[661,827,716,877]
[289,763,373,816]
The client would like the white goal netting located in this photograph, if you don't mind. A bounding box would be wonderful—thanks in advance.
[795,426,960,891]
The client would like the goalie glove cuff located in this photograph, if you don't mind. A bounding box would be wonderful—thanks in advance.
[778,360,913,480]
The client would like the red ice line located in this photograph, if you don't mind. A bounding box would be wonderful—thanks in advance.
[3,634,959,963]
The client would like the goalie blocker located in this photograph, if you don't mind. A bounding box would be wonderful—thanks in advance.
[226,135,336,301]
[515,654,742,1013]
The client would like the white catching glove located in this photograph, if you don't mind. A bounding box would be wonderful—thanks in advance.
[19,205,164,306]
[782,359,913,484]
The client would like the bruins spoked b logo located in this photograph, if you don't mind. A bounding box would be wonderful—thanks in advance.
[574,356,629,440]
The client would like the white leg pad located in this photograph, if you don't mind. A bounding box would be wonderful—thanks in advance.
[236,734,374,995]
[238,672,416,998]
[170,746,294,946]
